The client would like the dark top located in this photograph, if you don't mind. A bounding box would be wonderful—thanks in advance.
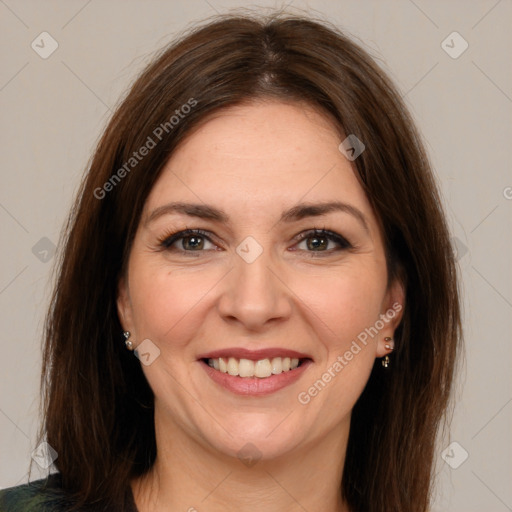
[0,473,138,511]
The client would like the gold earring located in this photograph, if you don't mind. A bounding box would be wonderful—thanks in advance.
[382,337,393,368]
[123,331,134,351]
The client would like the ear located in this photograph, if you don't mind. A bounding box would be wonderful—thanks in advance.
[117,275,135,336]
[375,277,405,358]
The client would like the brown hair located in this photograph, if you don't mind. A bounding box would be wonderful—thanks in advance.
[38,11,462,512]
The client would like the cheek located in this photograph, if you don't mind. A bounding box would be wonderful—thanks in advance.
[292,262,386,351]
[292,268,385,420]
[128,259,211,349]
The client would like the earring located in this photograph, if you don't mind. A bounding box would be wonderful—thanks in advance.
[123,331,134,351]
[382,336,393,368]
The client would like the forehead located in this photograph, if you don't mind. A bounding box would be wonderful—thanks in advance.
[144,100,374,226]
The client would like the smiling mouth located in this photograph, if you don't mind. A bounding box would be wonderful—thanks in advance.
[203,356,308,378]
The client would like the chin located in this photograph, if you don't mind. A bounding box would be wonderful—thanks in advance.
[198,415,306,463]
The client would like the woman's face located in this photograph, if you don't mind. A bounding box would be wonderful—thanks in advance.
[118,100,404,462]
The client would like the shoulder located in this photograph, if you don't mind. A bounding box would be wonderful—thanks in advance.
[0,473,71,512]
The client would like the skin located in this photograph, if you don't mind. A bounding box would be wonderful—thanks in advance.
[117,100,404,512]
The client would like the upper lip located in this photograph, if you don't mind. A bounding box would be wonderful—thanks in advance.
[197,348,312,361]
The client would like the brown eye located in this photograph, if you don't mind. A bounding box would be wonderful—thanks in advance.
[294,229,352,253]
[159,229,216,252]
[305,234,329,251]
[180,235,205,250]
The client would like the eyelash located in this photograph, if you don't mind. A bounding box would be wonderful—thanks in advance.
[156,227,353,256]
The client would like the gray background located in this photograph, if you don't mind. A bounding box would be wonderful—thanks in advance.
[1,1,511,510]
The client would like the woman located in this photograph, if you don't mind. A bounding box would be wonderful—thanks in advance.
[0,11,461,512]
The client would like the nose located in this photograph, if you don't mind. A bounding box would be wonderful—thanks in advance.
[216,245,292,331]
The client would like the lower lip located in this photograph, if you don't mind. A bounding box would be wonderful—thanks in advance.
[200,359,312,396]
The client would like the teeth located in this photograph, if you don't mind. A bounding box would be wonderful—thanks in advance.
[271,357,282,374]
[254,359,272,378]
[238,358,254,377]
[227,357,238,376]
[207,356,301,378]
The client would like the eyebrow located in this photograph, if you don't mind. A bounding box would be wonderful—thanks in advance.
[145,200,370,233]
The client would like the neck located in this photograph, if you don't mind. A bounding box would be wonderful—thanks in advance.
[131,413,351,512]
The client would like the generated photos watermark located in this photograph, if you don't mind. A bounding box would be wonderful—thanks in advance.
[94,97,198,200]
[297,302,402,405]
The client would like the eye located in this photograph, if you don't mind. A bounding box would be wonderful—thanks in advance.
[158,229,217,252]
[157,227,352,256]
[293,228,352,254]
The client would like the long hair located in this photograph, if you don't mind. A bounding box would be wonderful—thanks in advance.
[38,11,462,511]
